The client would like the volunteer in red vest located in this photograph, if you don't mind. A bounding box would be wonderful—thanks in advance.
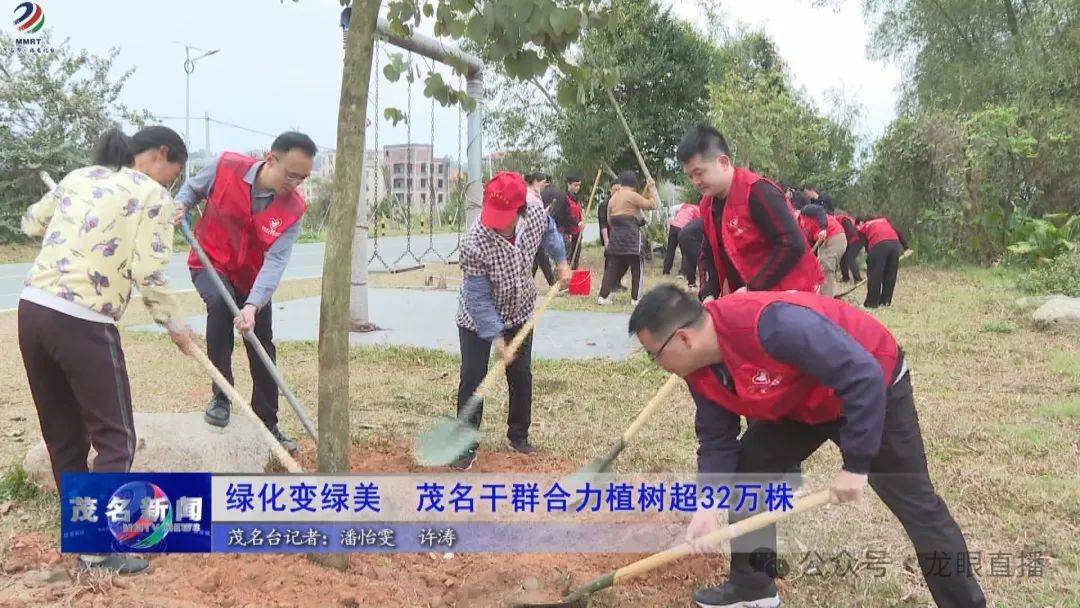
[676,125,823,299]
[833,210,862,283]
[857,216,910,308]
[563,173,585,269]
[174,131,316,453]
[629,284,986,608]
[663,201,701,278]
[797,202,847,296]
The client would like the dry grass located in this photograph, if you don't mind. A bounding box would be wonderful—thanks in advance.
[0,262,1077,607]
[0,242,39,264]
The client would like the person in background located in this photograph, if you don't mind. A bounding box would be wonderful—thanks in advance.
[597,171,657,306]
[833,209,863,283]
[678,216,705,289]
[663,200,701,277]
[174,131,316,453]
[857,216,910,308]
[629,285,986,608]
[526,172,557,286]
[19,126,197,575]
[454,171,570,469]
[564,174,585,268]
[797,202,847,296]
[677,125,822,299]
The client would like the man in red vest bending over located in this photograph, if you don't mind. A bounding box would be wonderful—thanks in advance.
[175,132,315,453]
[629,284,986,608]
[857,216,910,309]
[676,125,823,300]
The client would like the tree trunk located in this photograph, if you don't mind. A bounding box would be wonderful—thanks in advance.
[311,0,382,572]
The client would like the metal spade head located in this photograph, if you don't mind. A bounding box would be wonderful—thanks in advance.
[414,398,482,466]
[560,457,611,510]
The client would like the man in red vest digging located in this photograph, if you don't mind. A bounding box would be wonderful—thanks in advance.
[677,125,823,300]
[175,131,316,453]
[629,284,986,608]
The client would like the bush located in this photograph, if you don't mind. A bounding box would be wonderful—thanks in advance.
[1017,251,1080,297]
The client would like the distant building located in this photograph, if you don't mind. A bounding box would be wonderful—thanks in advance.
[382,144,452,213]
[294,150,387,212]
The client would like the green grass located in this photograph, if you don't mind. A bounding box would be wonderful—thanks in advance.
[981,320,1019,334]
[1036,399,1080,421]
[0,464,39,502]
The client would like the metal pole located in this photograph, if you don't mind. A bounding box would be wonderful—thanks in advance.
[184,47,191,175]
[465,74,483,230]
[204,111,210,155]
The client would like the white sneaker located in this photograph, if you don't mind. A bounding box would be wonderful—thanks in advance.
[631,299,639,306]
[597,296,611,306]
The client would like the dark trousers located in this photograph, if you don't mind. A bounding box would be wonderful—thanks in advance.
[532,250,555,285]
[678,237,701,288]
[865,240,901,308]
[456,324,533,443]
[841,240,863,282]
[191,269,280,429]
[728,375,986,608]
[18,300,136,489]
[662,226,682,275]
[599,254,643,300]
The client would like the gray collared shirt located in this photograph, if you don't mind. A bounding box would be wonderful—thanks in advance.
[176,155,301,309]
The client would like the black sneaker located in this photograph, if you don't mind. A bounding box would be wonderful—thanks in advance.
[509,439,537,455]
[269,426,298,454]
[204,394,230,428]
[693,580,780,608]
[450,449,477,471]
[78,553,151,575]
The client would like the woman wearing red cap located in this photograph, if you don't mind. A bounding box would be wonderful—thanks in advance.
[452,171,571,469]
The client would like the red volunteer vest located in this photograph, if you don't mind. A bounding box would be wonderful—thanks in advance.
[797,212,844,245]
[567,194,583,235]
[858,218,900,250]
[187,152,307,293]
[686,291,900,425]
[700,168,824,295]
[835,213,858,244]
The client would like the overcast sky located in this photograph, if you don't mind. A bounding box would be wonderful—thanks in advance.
[31,0,900,158]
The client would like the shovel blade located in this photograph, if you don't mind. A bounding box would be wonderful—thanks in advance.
[560,457,611,509]
[414,418,481,466]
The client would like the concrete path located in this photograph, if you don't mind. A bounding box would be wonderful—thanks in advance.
[133,287,635,361]
[0,226,600,312]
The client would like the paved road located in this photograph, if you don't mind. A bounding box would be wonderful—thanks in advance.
[0,225,600,312]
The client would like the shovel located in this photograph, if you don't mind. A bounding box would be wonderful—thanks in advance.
[835,279,866,299]
[414,281,562,466]
[510,490,831,608]
[186,345,304,473]
[561,374,681,505]
[179,214,318,442]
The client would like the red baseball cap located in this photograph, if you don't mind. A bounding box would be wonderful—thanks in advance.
[480,171,527,231]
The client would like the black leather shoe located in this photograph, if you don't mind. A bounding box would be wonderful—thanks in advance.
[204,394,230,427]
[509,439,537,455]
[693,580,780,608]
[269,426,298,454]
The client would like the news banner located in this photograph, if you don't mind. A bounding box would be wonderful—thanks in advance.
[60,473,798,554]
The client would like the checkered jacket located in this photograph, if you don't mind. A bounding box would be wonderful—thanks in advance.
[456,194,547,332]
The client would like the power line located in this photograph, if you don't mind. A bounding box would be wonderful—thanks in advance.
[155,114,336,152]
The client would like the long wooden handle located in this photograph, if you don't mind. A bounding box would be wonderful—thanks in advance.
[572,168,605,264]
[604,86,652,185]
[622,374,680,442]
[900,249,914,260]
[473,281,562,399]
[612,490,831,584]
[186,346,304,473]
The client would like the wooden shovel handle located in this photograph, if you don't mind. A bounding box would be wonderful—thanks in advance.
[623,374,680,443]
[604,86,653,185]
[612,490,831,584]
[186,346,304,473]
[474,281,562,398]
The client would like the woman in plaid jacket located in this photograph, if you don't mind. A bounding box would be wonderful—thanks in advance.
[453,171,571,469]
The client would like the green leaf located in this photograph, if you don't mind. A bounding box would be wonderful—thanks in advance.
[383,108,407,126]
